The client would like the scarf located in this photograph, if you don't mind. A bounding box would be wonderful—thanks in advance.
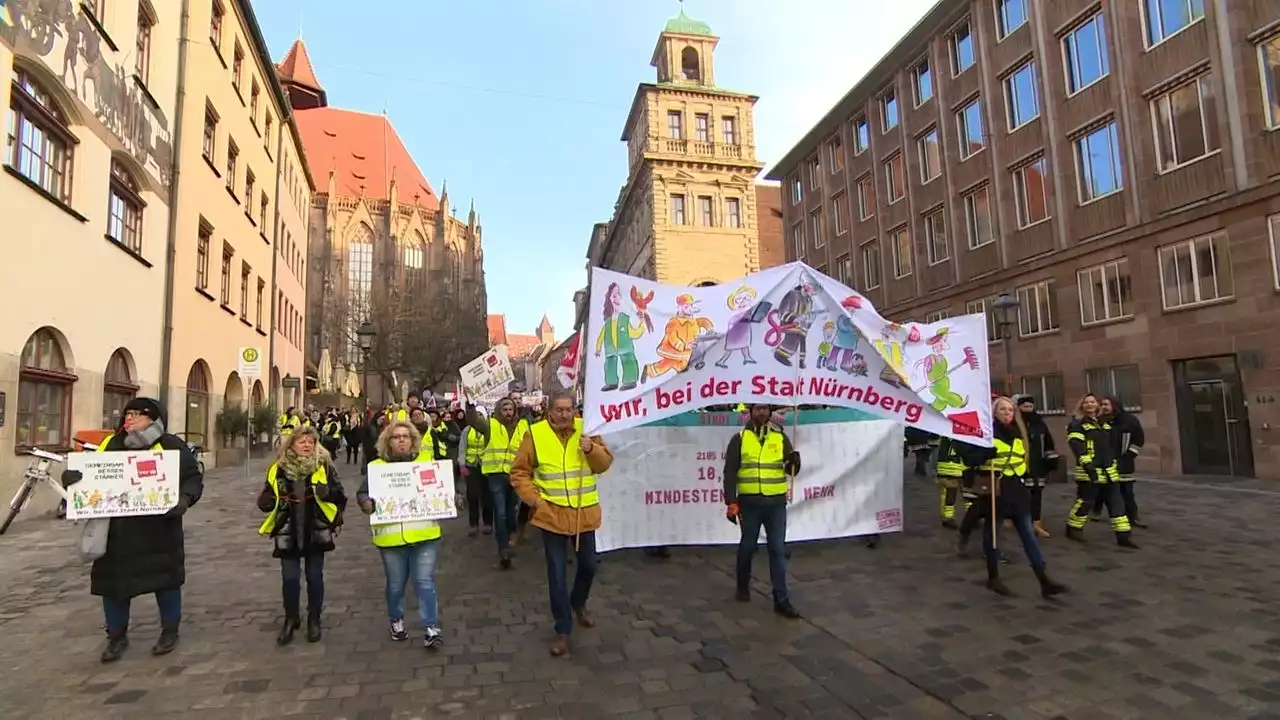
[383,449,418,463]
[124,420,165,449]
[278,448,320,481]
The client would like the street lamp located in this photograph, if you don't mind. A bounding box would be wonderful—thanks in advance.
[357,321,377,411]
[991,292,1019,398]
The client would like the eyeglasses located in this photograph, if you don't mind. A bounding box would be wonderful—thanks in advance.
[390,433,413,441]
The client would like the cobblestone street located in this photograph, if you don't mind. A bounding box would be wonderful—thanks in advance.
[1,460,1279,720]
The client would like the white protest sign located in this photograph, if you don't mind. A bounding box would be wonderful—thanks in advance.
[584,263,993,444]
[367,460,458,524]
[459,346,515,399]
[595,410,903,553]
[238,347,262,381]
[66,450,182,519]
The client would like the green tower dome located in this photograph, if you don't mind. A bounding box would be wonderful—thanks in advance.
[664,8,713,37]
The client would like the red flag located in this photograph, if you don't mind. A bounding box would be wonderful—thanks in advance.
[556,332,581,389]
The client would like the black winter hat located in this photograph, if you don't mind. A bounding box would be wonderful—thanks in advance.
[123,397,167,427]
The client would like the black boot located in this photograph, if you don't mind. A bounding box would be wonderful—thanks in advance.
[100,630,129,663]
[152,621,180,656]
[1065,526,1086,542]
[1032,565,1068,598]
[306,611,322,643]
[985,559,1014,597]
[1117,533,1140,549]
[276,615,300,646]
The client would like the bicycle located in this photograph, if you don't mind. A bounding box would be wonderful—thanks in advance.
[179,432,206,475]
[0,444,91,535]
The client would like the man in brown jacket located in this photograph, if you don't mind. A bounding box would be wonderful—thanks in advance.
[509,391,614,657]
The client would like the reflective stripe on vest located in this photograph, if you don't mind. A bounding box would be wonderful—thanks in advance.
[465,428,483,464]
[366,453,442,546]
[257,463,339,535]
[979,437,1028,477]
[530,418,598,509]
[737,428,787,497]
[480,418,528,475]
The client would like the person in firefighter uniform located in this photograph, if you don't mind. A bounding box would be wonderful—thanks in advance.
[1095,395,1146,528]
[1064,393,1139,549]
[935,436,965,529]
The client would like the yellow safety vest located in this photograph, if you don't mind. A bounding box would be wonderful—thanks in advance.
[480,418,528,475]
[737,428,787,496]
[936,441,965,478]
[257,463,339,535]
[386,408,409,423]
[322,421,341,439]
[529,418,598,509]
[281,416,300,435]
[464,428,483,465]
[979,437,1028,477]
[366,452,442,547]
[419,427,439,456]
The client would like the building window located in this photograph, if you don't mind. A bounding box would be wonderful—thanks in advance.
[1085,364,1142,411]
[1075,122,1123,202]
[853,116,870,154]
[885,153,905,204]
[260,193,269,228]
[1078,258,1133,325]
[925,310,951,323]
[857,176,875,220]
[791,222,805,259]
[963,186,994,249]
[1013,156,1050,227]
[264,115,273,153]
[725,197,742,228]
[220,244,234,305]
[6,70,74,203]
[861,242,882,290]
[996,0,1028,39]
[250,81,260,127]
[107,160,144,254]
[196,219,211,290]
[836,255,852,286]
[256,278,265,329]
[210,0,224,48]
[1144,0,1204,47]
[1016,280,1059,336]
[1064,13,1110,94]
[1158,233,1233,309]
[881,88,899,132]
[699,195,714,226]
[232,42,244,93]
[807,156,822,190]
[833,191,849,235]
[240,262,250,317]
[1021,374,1066,414]
[1270,214,1280,290]
[913,58,933,106]
[136,3,154,84]
[828,135,844,172]
[721,116,738,144]
[102,350,138,430]
[1152,74,1219,172]
[670,194,686,225]
[1004,61,1041,130]
[918,127,941,183]
[667,111,683,140]
[691,113,709,143]
[957,97,985,159]
[202,102,218,160]
[1260,36,1280,130]
[924,210,948,265]
[226,139,238,193]
[810,209,824,248]
[951,20,975,75]
[790,175,802,204]
[244,168,255,208]
[966,298,1006,342]
[17,328,74,449]
[890,227,912,278]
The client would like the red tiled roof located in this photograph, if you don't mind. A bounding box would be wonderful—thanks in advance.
[487,315,507,347]
[292,107,438,209]
[277,39,321,90]
[507,334,541,359]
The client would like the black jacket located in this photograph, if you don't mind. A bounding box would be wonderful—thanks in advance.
[722,423,800,506]
[1067,415,1115,472]
[1021,410,1057,478]
[955,423,1031,517]
[1109,410,1145,476]
[90,433,204,599]
[256,462,347,558]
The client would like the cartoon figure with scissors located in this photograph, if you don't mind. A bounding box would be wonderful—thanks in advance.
[641,293,715,382]
[767,279,819,368]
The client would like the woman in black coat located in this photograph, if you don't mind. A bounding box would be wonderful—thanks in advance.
[62,397,204,664]
[1012,394,1059,538]
[257,426,346,645]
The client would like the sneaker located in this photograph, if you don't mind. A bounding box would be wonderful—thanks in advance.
[499,551,513,570]
[424,627,443,649]
[389,619,408,642]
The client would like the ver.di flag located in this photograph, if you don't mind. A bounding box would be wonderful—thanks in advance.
[582,262,993,444]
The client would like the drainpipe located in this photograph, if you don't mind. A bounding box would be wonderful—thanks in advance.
[267,118,284,410]
[158,0,193,409]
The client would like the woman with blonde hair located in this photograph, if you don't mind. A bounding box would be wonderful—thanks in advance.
[257,425,346,645]
[1064,393,1138,548]
[715,285,759,368]
[954,396,1067,598]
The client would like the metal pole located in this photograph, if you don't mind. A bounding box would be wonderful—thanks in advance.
[245,400,254,485]
[1002,326,1014,396]
[361,350,370,414]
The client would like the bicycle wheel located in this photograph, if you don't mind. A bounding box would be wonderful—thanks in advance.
[0,482,34,535]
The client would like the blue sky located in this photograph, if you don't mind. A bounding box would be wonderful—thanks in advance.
[253,0,936,341]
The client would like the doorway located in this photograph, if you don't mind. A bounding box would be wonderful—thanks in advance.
[1172,355,1254,477]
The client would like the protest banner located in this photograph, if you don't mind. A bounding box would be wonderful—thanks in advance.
[583,262,992,444]
[459,346,515,399]
[595,409,902,552]
[366,460,459,524]
[65,450,181,519]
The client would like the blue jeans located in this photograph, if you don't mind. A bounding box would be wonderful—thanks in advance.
[735,501,789,604]
[379,541,439,630]
[542,530,598,636]
[486,473,519,555]
[103,588,181,634]
[281,554,325,616]
[983,512,1045,568]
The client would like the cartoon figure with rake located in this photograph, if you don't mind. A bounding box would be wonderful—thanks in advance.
[912,328,980,412]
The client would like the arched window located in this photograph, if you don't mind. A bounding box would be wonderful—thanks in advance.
[346,224,374,364]
[107,160,145,254]
[681,47,701,81]
[17,328,75,449]
[102,349,138,429]
[184,360,211,446]
[252,380,265,408]
[8,68,75,203]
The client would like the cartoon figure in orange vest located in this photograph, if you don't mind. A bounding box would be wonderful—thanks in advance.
[642,293,715,382]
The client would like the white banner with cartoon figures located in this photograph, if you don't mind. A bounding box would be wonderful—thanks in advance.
[65,450,182,519]
[366,460,459,524]
[584,262,993,444]
[596,410,904,552]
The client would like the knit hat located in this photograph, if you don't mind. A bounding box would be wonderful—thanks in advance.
[123,397,167,426]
